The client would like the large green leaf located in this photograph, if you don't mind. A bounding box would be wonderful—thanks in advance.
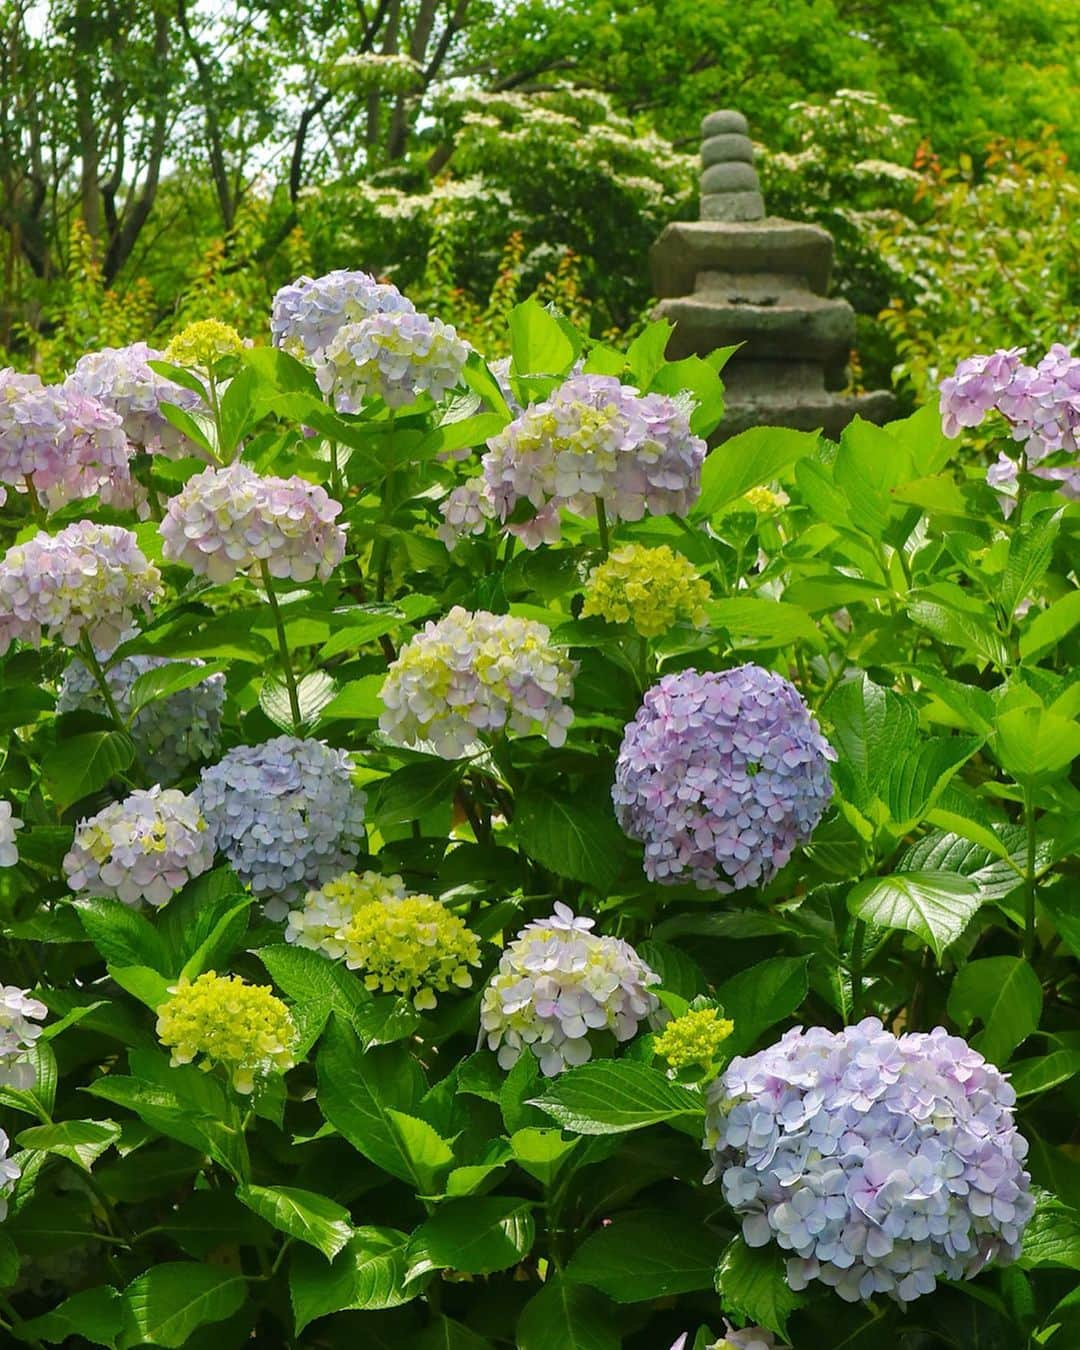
[705,597,822,650]
[290,1227,421,1332]
[992,704,1080,784]
[947,956,1042,1066]
[1019,1191,1080,1271]
[516,786,625,890]
[567,1210,723,1301]
[714,1236,804,1337]
[371,759,464,828]
[692,426,819,519]
[846,871,981,959]
[715,957,810,1057]
[509,297,577,376]
[883,734,983,832]
[1020,588,1080,661]
[127,661,226,717]
[517,1276,619,1350]
[530,1061,703,1135]
[120,1262,246,1348]
[74,896,171,974]
[238,1184,352,1260]
[824,675,918,811]
[17,1119,120,1173]
[907,588,1009,669]
[13,1285,123,1348]
[408,1197,535,1276]
[43,730,135,809]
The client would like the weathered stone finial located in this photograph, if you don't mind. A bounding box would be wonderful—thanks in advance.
[699,110,764,223]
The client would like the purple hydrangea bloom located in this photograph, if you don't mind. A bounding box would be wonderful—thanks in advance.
[0,377,133,511]
[613,665,834,892]
[706,1018,1034,1305]
[482,373,705,548]
[195,736,367,918]
[938,348,1025,437]
[66,342,207,459]
[316,310,470,412]
[271,270,415,364]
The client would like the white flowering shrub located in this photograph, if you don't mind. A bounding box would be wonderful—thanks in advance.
[0,284,1075,1350]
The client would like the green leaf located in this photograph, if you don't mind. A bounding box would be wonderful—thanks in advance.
[1009,1051,1080,1097]
[417,412,508,461]
[692,426,819,520]
[517,1276,619,1350]
[322,673,386,720]
[1000,512,1061,617]
[715,1235,804,1337]
[108,964,173,1009]
[626,319,674,389]
[509,297,577,376]
[883,734,982,832]
[413,1316,494,1350]
[290,1226,420,1332]
[907,589,1009,669]
[509,1128,580,1186]
[43,730,135,809]
[385,1110,455,1194]
[177,899,251,983]
[1019,1190,1080,1271]
[17,1119,120,1172]
[371,759,464,829]
[259,670,337,731]
[238,1184,352,1260]
[530,1061,703,1135]
[847,871,981,959]
[705,597,822,650]
[649,354,725,437]
[947,957,1042,1066]
[126,661,226,717]
[1020,588,1080,661]
[515,787,624,890]
[74,896,171,974]
[316,1017,426,1183]
[13,1285,123,1348]
[992,705,1080,784]
[0,1039,58,1118]
[0,1232,17,1288]
[120,1262,246,1347]
[157,401,216,456]
[824,674,918,810]
[408,1196,535,1275]
[567,1210,723,1301]
[257,944,370,1035]
[715,957,810,1057]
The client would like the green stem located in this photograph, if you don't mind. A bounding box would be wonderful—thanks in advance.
[594,496,610,557]
[329,440,342,499]
[23,476,46,523]
[80,639,129,737]
[259,562,303,733]
[1023,781,1038,962]
[0,1297,46,1350]
[850,919,866,1021]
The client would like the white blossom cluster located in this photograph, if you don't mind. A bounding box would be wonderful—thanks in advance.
[160,462,346,584]
[0,985,47,1090]
[380,606,576,757]
[57,654,225,784]
[0,1130,19,1222]
[195,736,367,917]
[0,800,22,867]
[437,478,497,549]
[316,310,469,411]
[65,342,207,458]
[64,787,216,909]
[479,903,660,1076]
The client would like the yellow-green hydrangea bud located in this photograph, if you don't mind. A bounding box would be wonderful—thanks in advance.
[742,486,789,515]
[340,894,482,1011]
[165,320,244,370]
[285,870,407,959]
[581,543,709,638]
[155,971,296,1094]
[653,1006,733,1071]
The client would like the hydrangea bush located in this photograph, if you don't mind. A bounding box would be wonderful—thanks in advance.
[0,284,1076,1349]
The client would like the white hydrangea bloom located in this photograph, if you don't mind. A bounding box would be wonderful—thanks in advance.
[316,310,469,411]
[0,1129,19,1221]
[0,800,23,867]
[0,985,47,1090]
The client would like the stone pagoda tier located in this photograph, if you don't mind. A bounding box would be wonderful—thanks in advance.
[651,110,895,441]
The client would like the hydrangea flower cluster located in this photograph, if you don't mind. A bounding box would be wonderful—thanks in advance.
[64,787,215,909]
[338,890,482,1010]
[437,478,497,549]
[653,1006,734,1071]
[940,345,1080,502]
[316,310,469,411]
[0,1130,19,1222]
[613,665,835,892]
[0,800,22,867]
[195,737,366,916]
[165,320,244,370]
[286,870,407,959]
[671,1326,777,1350]
[156,972,296,1094]
[582,543,710,637]
[0,379,132,511]
[58,654,225,784]
[0,522,162,656]
[66,342,206,458]
[271,270,415,363]
[160,462,346,583]
[479,903,660,1076]
[482,374,705,548]
[380,607,576,757]
[0,985,47,1089]
[705,1018,1035,1305]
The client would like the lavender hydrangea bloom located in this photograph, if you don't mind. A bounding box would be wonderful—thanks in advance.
[0,522,162,656]
[482,373,704,548]
[64,787,215,909]
[480,903,660,1076]
[58,654,224,784]
[705,1019,1034,1305]
[0,985,47,1089]
[670,1325,777,1350]
[316,310,469,411]
[939,348,1025,437]
[613,665,835,893]
[0,379,133,511]
[66,342,207,458]
[160,462,346,584]
[380,607,577,758]
[437,478,497,549]
[271,270,415,363]
[195,736,367,918]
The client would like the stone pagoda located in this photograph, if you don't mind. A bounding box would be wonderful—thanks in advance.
[651,110,894,440]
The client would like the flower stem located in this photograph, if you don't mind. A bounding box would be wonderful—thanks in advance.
[23,475,45,523]
[259,561,303,733]
[80,638,128,733]
[849,919,866,1021]
[595,496,610,557]
[1023,781,1038,962]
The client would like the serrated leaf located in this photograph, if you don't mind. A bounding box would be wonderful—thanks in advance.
[238,1184,352,1259]
[1020,589,1080,661]
[17,1119,120,1172]
[516,787,624,890]
[290,1227,421,1332]
[74,896,171,974]
[127,661,225,717]
[705,597,822,650]
[259,670,337,731]
[371,759,463,828]
[43,731,135,809]
[1020,1190,1080,1271]
[907,591,1009,669]
[692,426,819,519]
[947,957,1042,1066]
[567,1210,723,1301]
[322,673,386,719]
[824,675,918,810]
[883,734,982,832]
[715,1236,804,1336]
[846,871,981,959]
[517,1276,618,1350]
[120,1262,246,1347]
[530,1061,703,1135]
[509,297,578,377]
[13,1285,123,1347]
[992,705,1080,784]
[408,1196,534,1276]
[715,957,810,1057]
